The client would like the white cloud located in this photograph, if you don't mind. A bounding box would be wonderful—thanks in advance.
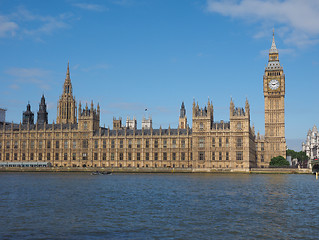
[207,0,319,47]
[0,6,71,40]
[73,3,108,12]
[5,67,51,90]
[0,15,18,37]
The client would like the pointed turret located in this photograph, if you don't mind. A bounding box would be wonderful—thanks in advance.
[57,61,77,124]
[270,29,278,54]
[37,94,48,124]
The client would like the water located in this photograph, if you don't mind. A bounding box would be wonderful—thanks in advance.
[0,173,318,239]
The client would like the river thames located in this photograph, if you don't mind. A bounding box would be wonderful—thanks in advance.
[0,173,318,239]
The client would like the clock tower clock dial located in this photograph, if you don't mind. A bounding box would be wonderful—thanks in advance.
[263,30,286,165]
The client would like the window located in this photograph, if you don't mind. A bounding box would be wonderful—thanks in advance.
[82,153,88,160]
[94,153,98,160]
[82,140,88,149]
[219,152,222,160]
[111,140,115,148]
[103,140,106,149]
[0,142,2,149]
[73,140,76,149]
[22,153,26,161]
[199,152,205,161]
[163,139,167,148]
[128,152,132,161]
[6,153,10,160]
[64,140,68,149]
[47,153,51,161]
[47,140,51,149]
[163,152,167,161]
[103,153,106,161]
[261,143,264,151]
[73,153,76,161]
[14,141,18,149]
[146,140,149,148]
[64,153,67,160]
[6,141,10,149]
[226,152,229,160]
[261,154,264,162]
[154,152,158,161]
[226,138,229,147]
[219,138,222,147]
[154,139,158,148]
[212,138,215,147]
[172,153,176,161]
[181,140,185,148]
[128,140,132,149]
[199,138,205,148]
[199,122,204,130]
[95,140,99,149]
[137,140,141,148]
[236,151,243,161]
[39,153,42,161]
[84,122,87,130]
[146,152,149,161]
[111,153,114,161]
[56,141,59,149]
[137,152,140,161]
[30,153,34,161]
[119,153,123,161]
[14,153,17,161]
[237,122,242,130]
[181,152,185,161]
[236,138,242,148]
[55,153,59,160]
[30,141,34,149]
[172,139,176,148]
[212,152,215,160]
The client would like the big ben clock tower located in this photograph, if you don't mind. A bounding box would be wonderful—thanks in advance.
[264,30,286,163]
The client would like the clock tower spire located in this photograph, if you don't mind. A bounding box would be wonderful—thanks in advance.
[263,30,286,164]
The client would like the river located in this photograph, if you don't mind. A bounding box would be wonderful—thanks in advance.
[0,173,318,239]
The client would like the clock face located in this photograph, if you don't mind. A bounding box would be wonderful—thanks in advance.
[269,79,280,90]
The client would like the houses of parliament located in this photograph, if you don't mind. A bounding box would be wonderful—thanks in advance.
[0,34,286,170]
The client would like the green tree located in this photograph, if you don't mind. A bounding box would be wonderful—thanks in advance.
[286,149,309,167]
[269,156,290,167]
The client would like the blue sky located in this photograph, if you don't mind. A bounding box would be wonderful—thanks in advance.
[1,0,319,151]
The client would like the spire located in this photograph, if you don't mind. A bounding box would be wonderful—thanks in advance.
[270,28,278,53]
[180,101,186,118]
[66,60,70,79]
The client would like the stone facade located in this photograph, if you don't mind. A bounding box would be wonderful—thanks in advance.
[0,34,286,170]
[302,125,319,168]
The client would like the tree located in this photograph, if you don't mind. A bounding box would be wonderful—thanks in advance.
[269,156,290,167]
[286,149,309,167]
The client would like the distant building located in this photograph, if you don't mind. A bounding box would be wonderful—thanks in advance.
[0,108,6,123]
[142,116,152,129]
[302,125,319,168]
[126,117,137,130]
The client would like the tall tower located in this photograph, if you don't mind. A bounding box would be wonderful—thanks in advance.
[57,62,77,124]
[178,102,187,129]
[37,94,48,124]
[263,30,286,162]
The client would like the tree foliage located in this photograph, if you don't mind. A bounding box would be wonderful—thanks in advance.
[286,149,309,165]
[269,156,290,167]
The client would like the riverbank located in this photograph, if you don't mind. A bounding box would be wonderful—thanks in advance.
[0,167,312,174]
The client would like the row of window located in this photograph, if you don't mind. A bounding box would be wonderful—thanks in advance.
[199,137,243,148]
[0,151,244,161]
[0,139,189,149]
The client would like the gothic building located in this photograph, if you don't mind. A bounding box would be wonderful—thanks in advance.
[0,33,286,170]
[302,126,319,167]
